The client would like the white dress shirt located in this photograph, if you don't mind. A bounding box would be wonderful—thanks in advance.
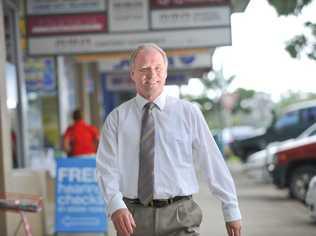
[96,91,241,222]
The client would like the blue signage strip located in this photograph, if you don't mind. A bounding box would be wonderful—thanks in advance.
[55,157,107,233]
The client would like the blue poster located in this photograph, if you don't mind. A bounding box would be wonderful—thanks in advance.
[55,157,107,233]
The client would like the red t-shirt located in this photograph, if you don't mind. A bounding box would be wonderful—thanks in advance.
[63,120,99,157]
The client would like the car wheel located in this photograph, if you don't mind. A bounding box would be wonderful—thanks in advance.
[289,166,316,202]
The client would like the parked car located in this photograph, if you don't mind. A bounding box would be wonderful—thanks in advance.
[232,100,316,162]
[245,123,316,183]
[306,176,316,221]
[244,144,278,183]
[269,135,316,201]
[221,126,262,157]
[244,149,272,182]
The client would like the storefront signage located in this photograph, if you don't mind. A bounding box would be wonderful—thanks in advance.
[104,72,189,91]
[106,73,135,91]
[27,0,106,15]
[151,6,230,29]
[150,0,229,8]
[108,0,149,32]
[26,0,231,55]
[27,14,107,35]
[28,27,230,55]
[55,158,107,233]
[99,52,212,72]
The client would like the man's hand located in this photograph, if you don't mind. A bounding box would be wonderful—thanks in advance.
[226,220,241,236]
[111,208,136,236]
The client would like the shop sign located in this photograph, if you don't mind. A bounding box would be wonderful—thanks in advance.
[150,0,229,8]
[108,0,149,32]
[99,52,212,72]
[27,0,106,15]
[167,73,189,85]
[151,6,230,29]
[106,73,135,91]
[55,158,107,233]
[104,72,189,91]
[27,0,231,55]
[28,27,230,55]
[27,14,107,36]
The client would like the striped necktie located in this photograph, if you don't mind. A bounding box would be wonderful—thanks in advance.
[138,102,155,205]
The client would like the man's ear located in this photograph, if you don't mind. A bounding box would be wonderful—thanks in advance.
[163,70,167,80]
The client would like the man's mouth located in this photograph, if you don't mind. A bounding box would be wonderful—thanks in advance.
[144,80,159,86]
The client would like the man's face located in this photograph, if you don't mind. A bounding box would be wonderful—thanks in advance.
[130,48,167,101]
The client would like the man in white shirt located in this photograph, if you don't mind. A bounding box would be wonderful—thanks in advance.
[96,43,242,236]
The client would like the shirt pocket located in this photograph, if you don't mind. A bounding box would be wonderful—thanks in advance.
[165,130,192,167]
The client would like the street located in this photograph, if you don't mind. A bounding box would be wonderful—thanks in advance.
[197,163,316,236]
[107,162,316,236]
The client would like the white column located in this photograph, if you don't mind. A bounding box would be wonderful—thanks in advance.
[0,1,10,233]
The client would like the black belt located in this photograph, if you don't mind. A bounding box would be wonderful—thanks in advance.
[123,195,192,208]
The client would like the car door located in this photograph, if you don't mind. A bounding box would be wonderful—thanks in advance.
[273,110,300,141]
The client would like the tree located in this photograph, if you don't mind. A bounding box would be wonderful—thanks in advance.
[268,0,316,60]
[183,68,256,129]
[231,88,256,114]
[183,68,234,129]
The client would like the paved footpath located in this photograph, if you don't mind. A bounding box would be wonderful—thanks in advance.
[107,162,316,236]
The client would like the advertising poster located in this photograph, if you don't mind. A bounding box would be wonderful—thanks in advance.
[55,158,107,233]
[24,57,56,92]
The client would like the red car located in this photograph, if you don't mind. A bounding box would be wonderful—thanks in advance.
[269,135,316,201]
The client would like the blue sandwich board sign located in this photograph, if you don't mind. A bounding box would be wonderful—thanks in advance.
[55,157,107,233]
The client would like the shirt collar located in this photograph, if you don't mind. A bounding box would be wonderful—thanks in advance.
[135,90,167,111]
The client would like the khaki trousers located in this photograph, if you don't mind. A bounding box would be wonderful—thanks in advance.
[122,198,203,236]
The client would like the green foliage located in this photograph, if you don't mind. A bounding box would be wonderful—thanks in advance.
[231,88,256,114]
[285,23,316,59]
[268,0,313,15]
[268,0,316,60]
[285,35,307,58]
[183,69,256,129]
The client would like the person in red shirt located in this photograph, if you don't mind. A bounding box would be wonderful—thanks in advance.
[63,109,100,157]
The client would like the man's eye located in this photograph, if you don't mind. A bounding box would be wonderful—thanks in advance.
[139,68,148,73]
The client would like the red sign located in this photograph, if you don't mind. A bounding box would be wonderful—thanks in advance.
[27,14,107,36]
[151,0,229,8]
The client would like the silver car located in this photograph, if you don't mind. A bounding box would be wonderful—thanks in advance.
[306,176,316,221]
[245,123,316,183]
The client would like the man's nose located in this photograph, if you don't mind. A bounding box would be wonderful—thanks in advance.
[146,69,155,78]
